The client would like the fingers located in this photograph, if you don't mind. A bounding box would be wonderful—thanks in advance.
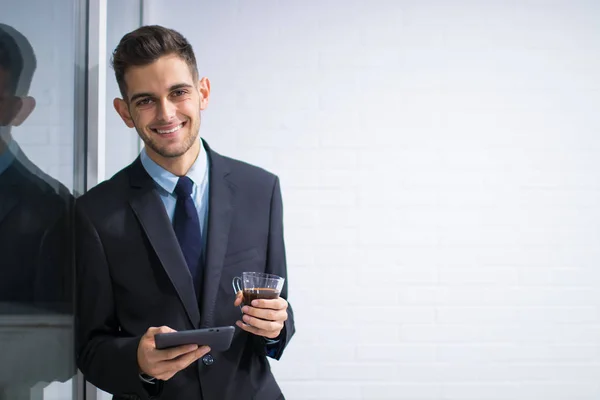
[139,326,178,367]
[236,300,288,339]
[159,344,199,361]
[233,291,244,307]
[145,326,176,346]
[146,326,197,362]
[247,297,288,310]
[153,345,211,380]
[147,326,177,336]
[169,345,210,375]
[236,319,282,339]
[241,306,288,323]
[139,326,211,381]
[240,313,283,331]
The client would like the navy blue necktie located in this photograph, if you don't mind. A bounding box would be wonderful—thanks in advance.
[173,176,202,295]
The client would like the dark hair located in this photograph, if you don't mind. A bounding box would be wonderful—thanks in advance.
[0,23,36,96]
[111,25,198,100]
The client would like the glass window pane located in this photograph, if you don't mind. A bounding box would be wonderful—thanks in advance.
[0,0,85,399]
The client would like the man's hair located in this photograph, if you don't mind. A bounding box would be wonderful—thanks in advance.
[0,23,36,96]
[111,25,198,100]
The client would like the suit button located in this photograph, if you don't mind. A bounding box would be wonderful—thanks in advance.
[202,354,214,366]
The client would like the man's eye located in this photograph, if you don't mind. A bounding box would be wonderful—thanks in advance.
[172,90,187,97]
[137,98,153,106]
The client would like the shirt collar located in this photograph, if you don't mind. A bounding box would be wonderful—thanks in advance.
[140,140,208,195]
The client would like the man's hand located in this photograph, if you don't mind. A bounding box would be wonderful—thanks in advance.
[137,326,211,381]
[234,291,288,339]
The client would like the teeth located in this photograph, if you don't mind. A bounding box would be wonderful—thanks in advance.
[156,124,183,134]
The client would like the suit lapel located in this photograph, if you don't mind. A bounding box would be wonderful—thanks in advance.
[200,142,235,328]
[127,158,200,328]
[0,163,22,226]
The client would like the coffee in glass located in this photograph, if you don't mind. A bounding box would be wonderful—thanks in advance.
[232,272,285,304]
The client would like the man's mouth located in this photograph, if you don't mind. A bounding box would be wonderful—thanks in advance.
[152,122,186,134]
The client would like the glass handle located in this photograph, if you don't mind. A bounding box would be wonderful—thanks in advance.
[232,277,244,313]
[232,276,242,295]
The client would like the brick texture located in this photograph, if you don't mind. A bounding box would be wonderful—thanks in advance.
[147,1,600,399]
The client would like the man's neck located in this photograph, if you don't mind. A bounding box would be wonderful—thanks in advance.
[147,138,201,177]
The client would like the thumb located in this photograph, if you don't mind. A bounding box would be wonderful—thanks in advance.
[146,325,176,337]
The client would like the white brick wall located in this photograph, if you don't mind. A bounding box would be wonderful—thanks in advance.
[149,1,600,399]
[104,0,143,179]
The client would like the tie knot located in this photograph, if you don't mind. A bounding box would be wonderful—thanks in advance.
[174,176,194,198]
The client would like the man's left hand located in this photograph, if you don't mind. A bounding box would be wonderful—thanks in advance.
[234,292,288,339]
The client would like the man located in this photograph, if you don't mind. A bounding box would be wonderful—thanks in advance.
[75,25,295,400]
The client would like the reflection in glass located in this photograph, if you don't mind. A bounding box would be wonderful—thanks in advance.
[0,23,74,400]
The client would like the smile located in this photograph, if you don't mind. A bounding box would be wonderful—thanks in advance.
[152,122,185,134]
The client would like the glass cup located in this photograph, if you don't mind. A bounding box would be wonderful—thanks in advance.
[232,272,285,305]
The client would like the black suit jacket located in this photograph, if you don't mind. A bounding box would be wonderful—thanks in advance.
[75,140,295,400]
[0,147,73,307]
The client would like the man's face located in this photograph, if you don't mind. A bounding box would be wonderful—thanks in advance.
[114,54,210,161]
[0,68,16,125]
[0,68,35,127]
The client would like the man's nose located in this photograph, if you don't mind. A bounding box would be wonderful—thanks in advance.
[157,98,176,121]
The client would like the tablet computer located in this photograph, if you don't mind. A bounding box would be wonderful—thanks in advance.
[154,326,235,351]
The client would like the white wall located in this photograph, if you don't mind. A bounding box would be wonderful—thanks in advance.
[147,1,600,399]
[104,0,142,179]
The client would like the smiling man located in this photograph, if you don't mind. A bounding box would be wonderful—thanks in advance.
[75,25,294,400]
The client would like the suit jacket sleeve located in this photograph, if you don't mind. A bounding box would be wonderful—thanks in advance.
[262,176,295,360]
[75,202,155,398]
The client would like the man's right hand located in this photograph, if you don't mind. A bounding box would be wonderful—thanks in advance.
[137,326,211,381]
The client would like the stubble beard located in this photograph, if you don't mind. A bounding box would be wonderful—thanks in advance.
[138,117,200,159]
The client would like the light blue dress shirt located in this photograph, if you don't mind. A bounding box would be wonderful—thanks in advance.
[140,143,209,253]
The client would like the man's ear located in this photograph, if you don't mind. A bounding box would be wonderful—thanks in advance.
[198,77,211,111]
[10,96,36,126]
[113,98,135,128]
